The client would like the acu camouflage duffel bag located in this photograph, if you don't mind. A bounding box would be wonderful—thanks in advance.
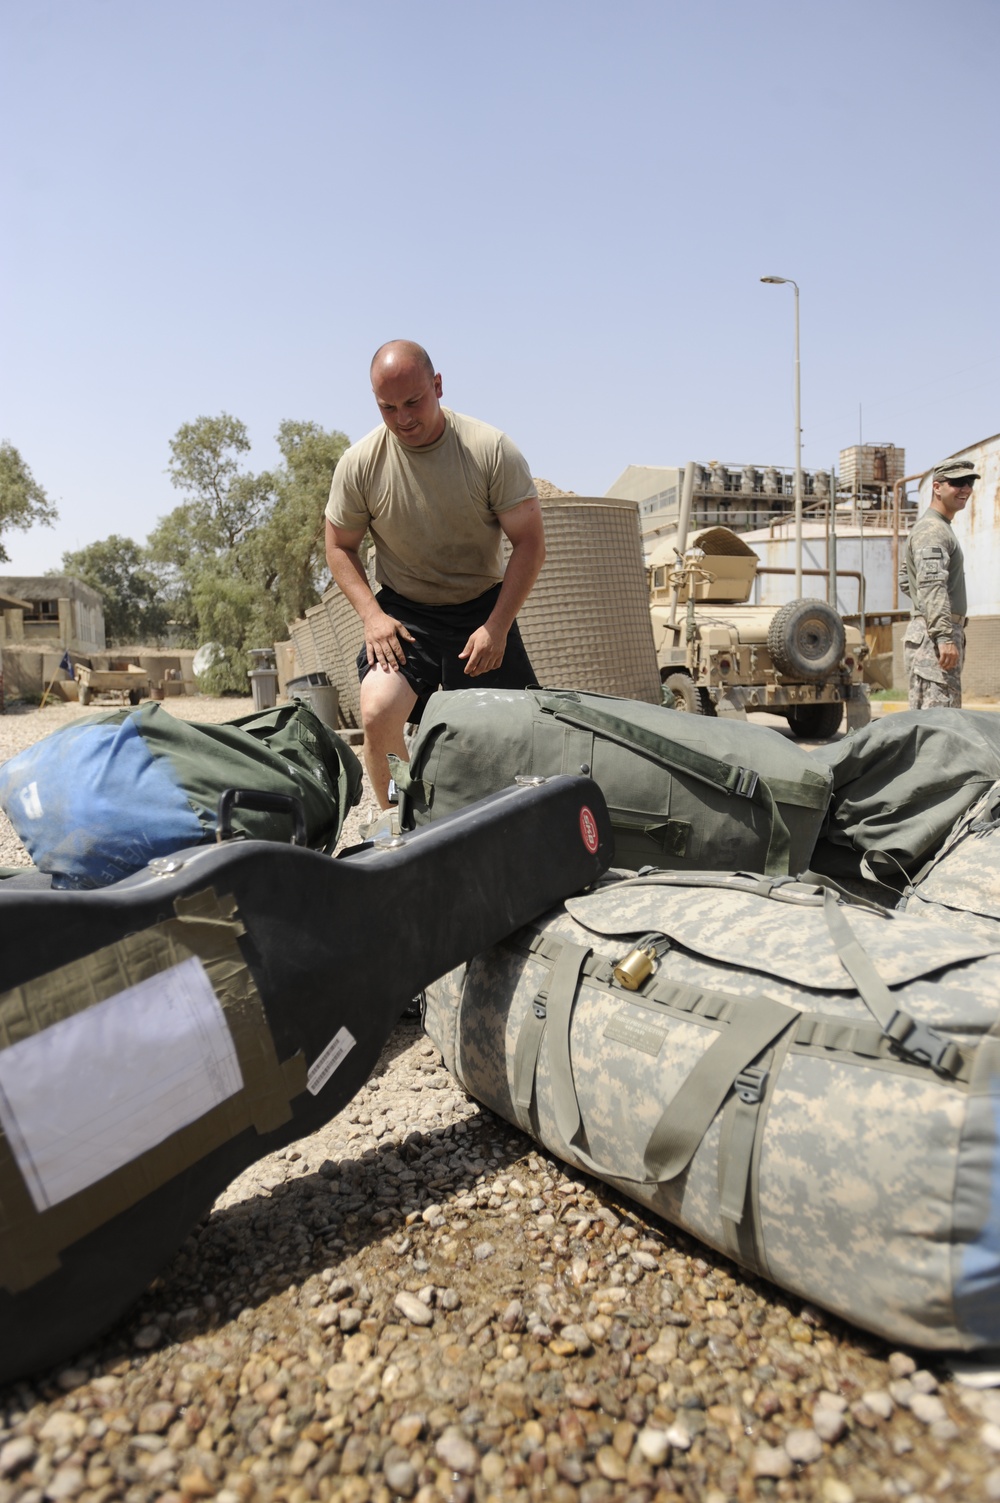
[902,777,1000,940]
[424,868,1000,1352]
[390,688,833,877]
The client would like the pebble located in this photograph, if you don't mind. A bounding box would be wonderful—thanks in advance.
[0,1437,36,1476]
[822,1481,856,1503]
[0,706,995,1503]
[753,1444,793,1479]
[434,1427,480,1475]
[785,1427,824,1464]
[910,1392,948,1425]
[861,1389,894,1420]
[813,1405,848,1443]
[394,1290,434,1326]
[636,1427,671,1465]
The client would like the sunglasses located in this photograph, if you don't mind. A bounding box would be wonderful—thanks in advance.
[943,476,976,488]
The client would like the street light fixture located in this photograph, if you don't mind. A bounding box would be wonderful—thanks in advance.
[760,275,803,598]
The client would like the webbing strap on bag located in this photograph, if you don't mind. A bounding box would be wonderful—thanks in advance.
[637,994,797,1183]
[515,938,798,1187]
[532,692,804,877]
[821,888,967,1078]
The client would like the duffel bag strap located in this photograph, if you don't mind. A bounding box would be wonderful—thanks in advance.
[531,693,796,877]
[821,888,967,1078]
[638,994,798,1182]
[517,937,798,1187]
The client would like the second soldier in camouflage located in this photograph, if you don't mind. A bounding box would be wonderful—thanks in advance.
[899,457,977,709]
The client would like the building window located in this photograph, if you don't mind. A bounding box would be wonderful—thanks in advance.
[23,599,60,624]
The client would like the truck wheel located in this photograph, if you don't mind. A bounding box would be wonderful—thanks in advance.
[767,599,846,682]
[663,673,703,713]
[786,702,844,739]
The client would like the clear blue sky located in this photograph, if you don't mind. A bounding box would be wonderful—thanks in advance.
[2,0,998,575]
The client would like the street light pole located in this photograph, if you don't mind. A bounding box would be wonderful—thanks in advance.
[761,275,803,598]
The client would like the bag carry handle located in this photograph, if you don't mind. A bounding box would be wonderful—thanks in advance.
[532,691,801,876]
[216,788,308,847]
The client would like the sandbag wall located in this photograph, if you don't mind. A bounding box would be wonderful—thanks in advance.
[506,495,662,704]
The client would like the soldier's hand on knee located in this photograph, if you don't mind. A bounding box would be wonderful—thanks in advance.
[364,609,415,671]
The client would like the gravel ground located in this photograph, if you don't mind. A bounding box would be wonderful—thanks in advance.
[2,698,1000,1503]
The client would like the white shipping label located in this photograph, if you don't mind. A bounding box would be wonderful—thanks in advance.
[307,1027,357,1096]
[0,956,243,1211]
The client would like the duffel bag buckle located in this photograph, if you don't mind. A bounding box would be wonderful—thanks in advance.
[735,1065,769,1104]
[733,768,760,799]
[885,1010,957,1074]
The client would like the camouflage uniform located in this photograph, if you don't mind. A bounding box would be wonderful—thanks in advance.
[899,507,967,709]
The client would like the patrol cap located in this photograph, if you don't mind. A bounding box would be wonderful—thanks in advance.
[933,459,980,482]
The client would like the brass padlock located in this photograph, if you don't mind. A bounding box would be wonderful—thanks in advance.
[613,945,657,991]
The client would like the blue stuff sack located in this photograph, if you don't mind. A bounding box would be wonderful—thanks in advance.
[0,701,362,889]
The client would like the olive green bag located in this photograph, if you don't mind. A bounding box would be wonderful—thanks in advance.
[391,688,833,877]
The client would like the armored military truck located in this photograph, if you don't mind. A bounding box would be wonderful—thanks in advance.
[649,526,870,738]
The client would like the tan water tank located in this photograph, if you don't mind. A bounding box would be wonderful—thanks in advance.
[509,495,662,703]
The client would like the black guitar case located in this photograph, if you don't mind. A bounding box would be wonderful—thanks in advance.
[0,775,612,1382]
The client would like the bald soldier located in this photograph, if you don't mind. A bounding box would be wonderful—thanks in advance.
[325,341,545,807]
[899,458,978,710]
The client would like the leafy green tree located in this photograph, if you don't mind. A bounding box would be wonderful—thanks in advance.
[61,535,170,646]
[165,414,275,551]
[147,414,278,660]
[243,419,350,625]
[148,413,349,691]
[0,442,57,564]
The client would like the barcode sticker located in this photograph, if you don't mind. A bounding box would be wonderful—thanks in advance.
[307,1027,357,1096]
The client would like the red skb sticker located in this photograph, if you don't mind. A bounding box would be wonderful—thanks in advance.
[580,806,600,854]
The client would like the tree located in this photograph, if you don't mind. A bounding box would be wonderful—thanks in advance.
[148,414,278,659]
[61,535,170,646]
[0,442,57,564]
[165,414,275,551]
[242,419,350,626]
[147,413,349,690]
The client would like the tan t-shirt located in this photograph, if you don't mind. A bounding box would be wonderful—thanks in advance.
[326,408,536,604]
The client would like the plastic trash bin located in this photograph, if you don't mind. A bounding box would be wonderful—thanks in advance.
[248,667,278,711]
[292,683,339,729]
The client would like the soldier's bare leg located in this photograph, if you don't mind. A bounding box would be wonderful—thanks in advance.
[360,669,418,808]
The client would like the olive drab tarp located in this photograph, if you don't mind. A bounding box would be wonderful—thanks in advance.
[390,687,834,878]
[0,700,363,888]
[424,868,1000,1352]
[809,708,1000,887]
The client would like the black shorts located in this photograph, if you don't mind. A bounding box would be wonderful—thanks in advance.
[356,583,537,699]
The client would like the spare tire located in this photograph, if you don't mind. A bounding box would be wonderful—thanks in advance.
[767,599,846,682]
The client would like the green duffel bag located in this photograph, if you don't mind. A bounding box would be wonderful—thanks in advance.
[390,688,833,877]
[0,699,363,888]
[810,708,1000,888]
[902,777,1000,939]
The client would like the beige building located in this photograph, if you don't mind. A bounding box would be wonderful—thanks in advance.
[0,575,106,701]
